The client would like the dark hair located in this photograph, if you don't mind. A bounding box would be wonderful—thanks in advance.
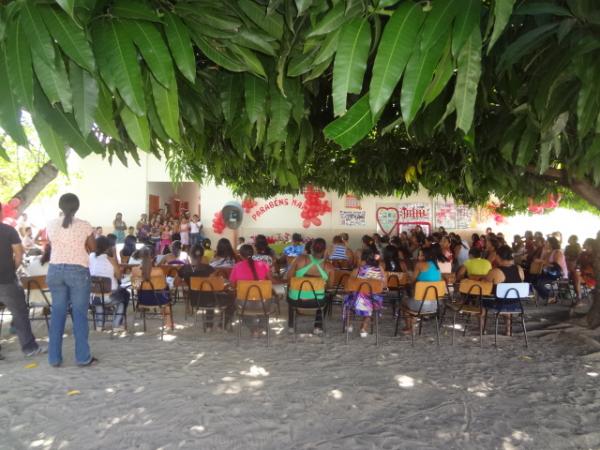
[171,240,182,258]
[95,236,111,256]
[361,248,379,267]
[421,246,439,270]
[361,234,379,254]
[106,233,117,247]
[430,243,448,263]
[41,244,51,265]
[311,238,327,257]
[383,245,401,272]
[547,236,560,250]
[58,193,79,228]
[138,247,153,281]
[239,244,258,280]
[340,232,349,242]
[497,245,514,261]
[305,240,312,255]
[583,238,596,252]
[189,243,204,264]
[292,233,302,243]
[203,238,212,249]
[254,234,271,255]
[471,233,480,242]
[216,238,235,259]
[469,247,482,258]
[122,235,137,257]
[333,235,343,244]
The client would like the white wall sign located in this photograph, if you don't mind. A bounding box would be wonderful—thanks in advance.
[340,211,366,227]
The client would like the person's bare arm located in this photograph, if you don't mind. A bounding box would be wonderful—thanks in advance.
[109,255,122,279]
[456,265,467,281]
[287,258,299,282]
[12,243,24,268]
[85,233,96,254]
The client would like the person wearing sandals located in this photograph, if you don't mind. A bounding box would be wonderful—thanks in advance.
[46,194,97,367]
[398,246,442,334]
[286,238,334,335]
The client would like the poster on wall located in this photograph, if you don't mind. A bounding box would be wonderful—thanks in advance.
[398,221,432,236]
[456,205,477,229]
[398,203,432,222]
[344,194,362,209]
[340,211,366,227]
[433,198,477,229]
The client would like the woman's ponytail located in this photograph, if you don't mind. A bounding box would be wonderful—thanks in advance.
[58,193,80,229]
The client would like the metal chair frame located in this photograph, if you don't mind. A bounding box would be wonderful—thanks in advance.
[487,284,529,349]
[235,281,273,347]
[450,280,493,347]
[90,276,127,331]
[325,270,351,318]
[288,277,327,342]
[187,277,228,332]
[136,277,173,341]
[21,276,52,331]
[343,278,384,346]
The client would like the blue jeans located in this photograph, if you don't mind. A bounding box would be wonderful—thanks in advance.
[190,233,201,247]
[46,264,92,366]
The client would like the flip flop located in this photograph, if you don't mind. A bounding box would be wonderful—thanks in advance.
[78,357,99,368]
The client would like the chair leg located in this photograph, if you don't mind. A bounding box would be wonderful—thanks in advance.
[266,314,270,348]
[521,314,529,348]
[345,309,351,345]
[142,310,147,332]
[293,308,297,343]
[394,311,401,337]
[435,314,440,346]
[375,312,379,347]
[479,314,483,348]
[463,315,470,337]
[452,312,456,345]
[410,316,415,346]
[494,313,500,348]
[237,312,242,346]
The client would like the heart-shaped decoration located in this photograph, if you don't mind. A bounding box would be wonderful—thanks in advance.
[376,207,399,235]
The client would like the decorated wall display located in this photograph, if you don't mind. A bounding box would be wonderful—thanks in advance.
[433,199,478,229]
[398,203,432,222]
[344,194,362,209]
[376,206,400,235]
[340,211,367,227]
[398,221,432,236]
[456,205,477,229]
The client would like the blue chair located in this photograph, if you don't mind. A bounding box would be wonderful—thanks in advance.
[487,283,530,348]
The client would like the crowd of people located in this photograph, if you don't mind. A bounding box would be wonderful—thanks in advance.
[1,194,599,363]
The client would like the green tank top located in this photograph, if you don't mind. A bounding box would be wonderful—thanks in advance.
[288,256,328,301]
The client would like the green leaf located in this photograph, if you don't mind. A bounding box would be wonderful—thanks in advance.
[92,20,146,115]
[287,50,317,77]
[497,23,559,72]
[231,30,278,56]
[220,73,243,123]
[55,0,74,18]
[6,17,33,111]
[369,2,424,117]
[452,0,481,57]
[229,44,267,78]
[419,0,458,51]
[32,50,72,113]
[454,27,481,133]
[94,82,120,140]
[0,45,27,145]
[400,40,445,127]
[21,2,55,64]
[32,114,67,173]
[40,6,95,73]
[267,84,292,144]
[307,3,346,37]
[128,21,175,89]
[112,0,160,22]
[193,36,247,73]
[313,28,340,66]
[514,2,573,17]
[120,105,150,151]
[516,123,537,166]
[151,74,180,143]
[238,0,284,39]
[332,18,371,116]
[324,94,372,149]
[424,41,454,106]
[488,0,516,52]
[244,74,268,124]
[163,13,196,83]
[295,0,312,15]
[70,62,99,136]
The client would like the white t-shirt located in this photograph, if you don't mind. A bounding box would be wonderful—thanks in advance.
[89,253,118,290]
[190,221,200,233]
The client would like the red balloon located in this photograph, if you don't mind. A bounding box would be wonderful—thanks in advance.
[312,217,321,226]
[302,219,311,229]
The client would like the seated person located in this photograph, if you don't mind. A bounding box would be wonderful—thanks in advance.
[161,240,189,265]
[119,235,137,263]
[283,233,305,258]
[383,244,406,273]
[210,238,237,269]
[432,243,452,274]
[399,247,442,334]
[179,244,233,330]
[22,227,39,254]
[253,234,276,270]
[89,236,130,329]
[287,238,334,334]
[325,235,355,269]
[343,248,386,337]
[533,237,567,303]
[456,247,492,281]
[230,244,272,337]
[24,244,51,277]
[574,238,596,303]
[202,239,214,261]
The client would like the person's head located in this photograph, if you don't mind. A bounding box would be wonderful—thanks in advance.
[361,248,379,267]
[430,243,447,263]
[486,237,499,252]
[524,230,533,240]
[123,235,137,256]
[551,231,563,244]
[361,234,376,251]
[485,227,492,234]
[58,193,80,228]
[216,238,235,259]
[24,226,32,236]
[254,234,269,254]
[547,236,560,251]
[534,234,545,246]
[171,240,182,257]
[106,233,117,248]
[203,238,212,250]
[292,233,302,244]
[469,247,482,259]
[238,237,245,245]
[534,231,544,239]
[513,234,522,244]
[141,213,147,221]
[127,226,135,235]
[333,235,343,245]
[94,236,111,256]
[41,243,52,265]
[568,235,579,246]
[438,226,446,234]
[95,226,103,236]
[340,232,349,243]
[497,245,514,263]
[440,235,450,249]
[137,247,153,280]
[311,238,327,258]
[189,243,205,265]
[305,240,312,255]
[372,233,382,244]
[583,238,596,253]
[390,235,401,247]
[383,245,400,271]
[192,214,199,221]
[115,212,123,221]
[239,243,254,260]
[419,246,437,265]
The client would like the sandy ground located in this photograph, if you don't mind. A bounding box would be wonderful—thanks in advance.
[1,300,600,450]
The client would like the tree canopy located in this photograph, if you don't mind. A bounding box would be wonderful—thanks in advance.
[0,0,599,211]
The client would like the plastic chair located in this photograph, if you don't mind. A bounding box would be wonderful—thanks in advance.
[136,275,172,340]
[385,272,409,318]
[235,280,273,346]
[488,283,529,348]
[288,277,327,342]
[188,276,229,332]
[343,277,384,346]
[326,269,351,318]
[21,275,52,331]
[395,281,447,346]
[90,276,127,331]
[450,279,493,347]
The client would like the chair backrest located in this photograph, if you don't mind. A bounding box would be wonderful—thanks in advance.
[21,275,48,291]
[159,265,180,278]
[236,280,272,301]
[459,279,493,296]
[212,267,232,279]
[91,276,112,295]
[496,283,530,299]
[189,276,226,292]
[529,259,544,275]
[332,270,351,288]
[345,277,384,295]
[414,281,447,301]
[289,277,326,292]
[386,271,408,289]
[140,275,168,291]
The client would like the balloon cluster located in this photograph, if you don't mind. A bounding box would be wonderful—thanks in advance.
[242,197,257,213]
[1,198,20,227]
[212,211,226,234]
[527,193,561,215]
[300,186,332,229]
[485,201,506,225]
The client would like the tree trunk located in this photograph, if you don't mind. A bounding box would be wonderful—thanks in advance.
[586,242,600,328]
[12,160,59,214]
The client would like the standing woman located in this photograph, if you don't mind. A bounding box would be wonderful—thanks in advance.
[46,194,97,367]
[180,216,190,250]
[113,213,127,244]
